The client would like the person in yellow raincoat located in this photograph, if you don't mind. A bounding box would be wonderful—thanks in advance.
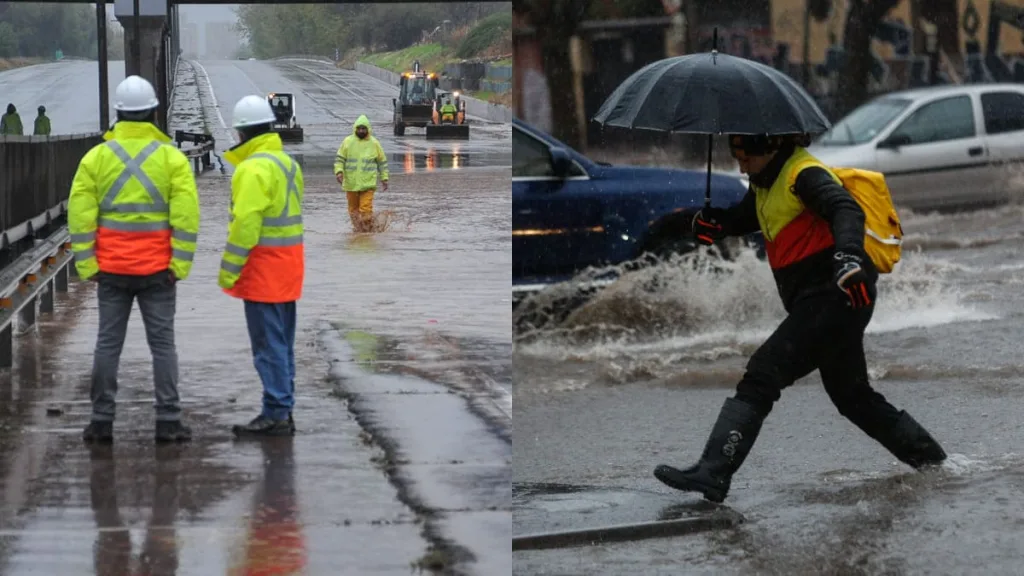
[333,115,389,233]
[440,98,457,123]
[1,103,23,135]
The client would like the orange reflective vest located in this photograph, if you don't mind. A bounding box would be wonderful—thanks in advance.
[753,147,836,270]
[219,133,304,303]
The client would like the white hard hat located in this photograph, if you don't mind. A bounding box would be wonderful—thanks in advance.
[232,95,276,128]
[113,75,160,112]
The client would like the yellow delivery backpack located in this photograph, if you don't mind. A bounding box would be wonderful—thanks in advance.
[831,167,903,273]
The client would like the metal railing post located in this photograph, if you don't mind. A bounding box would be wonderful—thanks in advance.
[18,296,35,329]
[0,325,10,369]
[55,263,68,293]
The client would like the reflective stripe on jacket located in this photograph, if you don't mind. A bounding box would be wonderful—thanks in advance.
[68,121,200,280]
[753,147,838,270]
[220,132,304,303]
[333,114,388,192]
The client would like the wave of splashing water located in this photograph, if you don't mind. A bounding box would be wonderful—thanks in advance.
[514,245,993,373]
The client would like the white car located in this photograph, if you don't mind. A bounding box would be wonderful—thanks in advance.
[808,83,1024,212]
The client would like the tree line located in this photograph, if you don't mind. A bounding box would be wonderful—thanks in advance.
[0,3,93,58]
[234,2,510,60]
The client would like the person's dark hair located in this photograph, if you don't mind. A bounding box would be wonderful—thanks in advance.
[116,108,156,123]
[237,123,272,143]
[6,103,14,114]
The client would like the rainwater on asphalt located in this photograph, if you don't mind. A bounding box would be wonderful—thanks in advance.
[514,203,1024,575]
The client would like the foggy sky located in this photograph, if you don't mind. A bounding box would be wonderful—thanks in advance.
[178,4,242,54]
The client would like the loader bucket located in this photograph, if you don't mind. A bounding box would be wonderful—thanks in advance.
[426,124,469,140]
[275,127,304,143]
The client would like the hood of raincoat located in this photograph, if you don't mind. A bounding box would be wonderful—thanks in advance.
[103,121,171,143]
[353,115,372,137]
[224,131,284,166]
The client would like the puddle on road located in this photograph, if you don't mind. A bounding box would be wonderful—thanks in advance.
[292,149,511,174]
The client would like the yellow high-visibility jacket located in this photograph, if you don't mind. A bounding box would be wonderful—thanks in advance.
[333,115,389,192]
[220,132,305,303]
[68,121,200,281]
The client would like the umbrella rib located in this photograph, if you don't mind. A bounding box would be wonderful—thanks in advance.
[626,57,687,130]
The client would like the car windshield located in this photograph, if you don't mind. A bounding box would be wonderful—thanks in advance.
[816,98,911,146]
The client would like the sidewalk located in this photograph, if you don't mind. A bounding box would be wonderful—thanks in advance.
[0,168,509,575]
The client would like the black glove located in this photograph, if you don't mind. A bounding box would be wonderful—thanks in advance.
[833,251,875,309]
[692,208,727,246]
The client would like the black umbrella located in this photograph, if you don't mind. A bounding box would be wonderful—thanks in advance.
[592,29,830,207]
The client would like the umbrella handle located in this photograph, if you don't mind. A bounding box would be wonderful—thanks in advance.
[704,133,713,209]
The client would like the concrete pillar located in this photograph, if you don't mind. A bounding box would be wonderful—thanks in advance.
[115,0,168,130]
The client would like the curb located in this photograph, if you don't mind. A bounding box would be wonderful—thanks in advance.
[512,510,744,551]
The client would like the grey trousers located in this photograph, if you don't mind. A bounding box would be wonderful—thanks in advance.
[91,270,181,422]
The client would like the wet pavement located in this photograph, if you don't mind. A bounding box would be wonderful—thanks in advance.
[1,59,511,575]
[0,60,126,135]
[514,204,1024,574]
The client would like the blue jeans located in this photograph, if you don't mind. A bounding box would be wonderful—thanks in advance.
[243,301,297,421]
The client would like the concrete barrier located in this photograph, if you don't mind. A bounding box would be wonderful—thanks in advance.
[355,61,513,124]
[0,134,102,253]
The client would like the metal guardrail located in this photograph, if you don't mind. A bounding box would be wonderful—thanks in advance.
[174,130,217,174]
[0,228,72,368]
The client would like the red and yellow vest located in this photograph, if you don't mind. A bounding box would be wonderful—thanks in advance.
[219,133,304,303]
[754,147,840,270]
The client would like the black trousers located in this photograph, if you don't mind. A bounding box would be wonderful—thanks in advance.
[735,292,902,441]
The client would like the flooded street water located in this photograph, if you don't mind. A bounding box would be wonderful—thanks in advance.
[513,203,1024,574]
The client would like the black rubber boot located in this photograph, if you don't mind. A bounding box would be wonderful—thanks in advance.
[232,415,292,438]
[83,421,114,444]
[875,410,947,469]
[155,420,193,443]
[654,397,766,503]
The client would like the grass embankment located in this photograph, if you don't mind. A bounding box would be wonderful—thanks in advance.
[0,57,47,72]
[356,11,512,105]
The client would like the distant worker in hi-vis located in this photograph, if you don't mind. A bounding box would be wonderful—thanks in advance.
[334,115,389,233]
[68,75,200,444]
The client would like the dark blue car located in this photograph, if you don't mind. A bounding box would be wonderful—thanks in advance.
[513,118,757,302]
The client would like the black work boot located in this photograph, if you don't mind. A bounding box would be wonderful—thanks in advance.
[654,397,766,503]
[875,410,947,469]
[155,420,193,443]
[232,415,292,438]
[83,421,114,444]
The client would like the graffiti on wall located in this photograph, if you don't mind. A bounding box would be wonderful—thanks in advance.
[963,0,1024,83]
[706,0,1024,100]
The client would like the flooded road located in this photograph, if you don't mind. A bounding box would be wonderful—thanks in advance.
[513,203,1024,574]
[0,59,510,575]
[195,58,511,159]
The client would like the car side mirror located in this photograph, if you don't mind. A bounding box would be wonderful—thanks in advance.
[550,147,572,178]
[878,133,911,149]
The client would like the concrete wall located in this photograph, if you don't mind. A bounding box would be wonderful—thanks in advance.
[355,61,514,124]
[0,135,103,238]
